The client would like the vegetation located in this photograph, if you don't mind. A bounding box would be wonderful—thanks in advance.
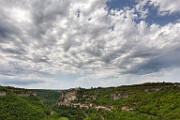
[58,82,180,120]
[0,86,59,120]
[0,82,180,120]
[32,89,62,106]
[58,117,69,120]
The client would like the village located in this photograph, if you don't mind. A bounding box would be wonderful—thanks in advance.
[57,88,133,112]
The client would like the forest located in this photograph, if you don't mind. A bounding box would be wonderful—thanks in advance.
[0,82,180,120]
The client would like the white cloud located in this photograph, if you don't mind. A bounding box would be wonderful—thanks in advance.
[135,0,149,19]
[0,0,180,88]
[150,0,180,15]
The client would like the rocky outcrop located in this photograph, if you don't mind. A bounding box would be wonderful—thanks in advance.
[17,93,30,97]
[58,88,80,106]
[121,106,133,111]
[95,105,111,111]
[144,88,160,92]
[0,87,37,97]
[0,91,6,96]
[111,93,129,100]
[16,91,37,97]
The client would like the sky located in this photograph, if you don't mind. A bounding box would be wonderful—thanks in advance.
[0,0,180,89]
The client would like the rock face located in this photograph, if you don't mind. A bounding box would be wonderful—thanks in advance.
[121,106,133,111]
[0,88,36,97]
[58,88,79,106]
[144,88,160,92]
[111,93,129,100]
[0,91,6,96]
[17,93,30,97]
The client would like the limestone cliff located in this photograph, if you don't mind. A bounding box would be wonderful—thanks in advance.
[58,88,80,106]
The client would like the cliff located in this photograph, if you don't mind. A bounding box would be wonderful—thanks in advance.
[58,88,79,106]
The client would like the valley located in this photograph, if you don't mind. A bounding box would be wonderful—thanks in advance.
[0,82,180,120]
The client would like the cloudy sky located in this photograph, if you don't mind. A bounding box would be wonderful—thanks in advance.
[0,0,180,89]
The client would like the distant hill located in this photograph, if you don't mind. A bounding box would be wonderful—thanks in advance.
[0,86,61,120]
[1,82,180,120]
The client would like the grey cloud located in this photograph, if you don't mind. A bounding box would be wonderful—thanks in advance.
[0,79,44,86]
[63,39,76,52]
[101,42,135,64]
[0,19,21,42]
[30,0,70,38]
[0,61,44,77]
[131,46,159,58]
[0,47,26,55]
[0,6,23,40]
[31,55,50,63]
[85,45,104,57]
[0,73,15,76]
[123,45,180,75]
[118,46,160,69]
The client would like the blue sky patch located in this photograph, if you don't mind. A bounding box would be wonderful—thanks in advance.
[106,0,135,10]
[107,0,180,25]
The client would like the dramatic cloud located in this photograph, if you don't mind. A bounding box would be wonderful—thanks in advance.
[150,0,180,15]
[0,0,179,88]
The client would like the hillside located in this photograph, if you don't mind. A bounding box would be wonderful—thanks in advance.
[57,82,180,120]
[1,82,180,120]
[0,86,61,120]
